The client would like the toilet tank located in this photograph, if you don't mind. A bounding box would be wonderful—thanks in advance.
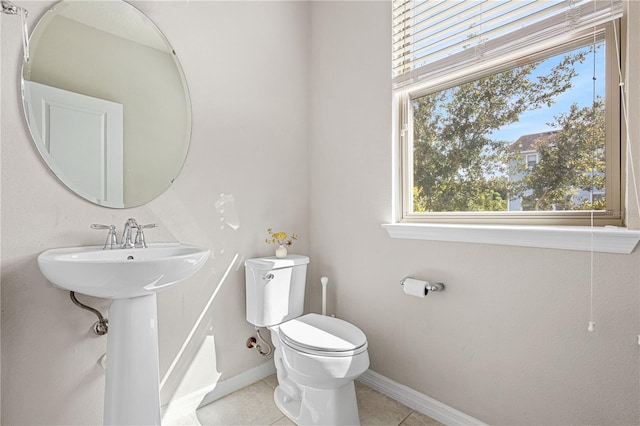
[245,255,309,327]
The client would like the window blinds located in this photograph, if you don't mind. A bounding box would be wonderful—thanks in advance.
[392,0,624,90]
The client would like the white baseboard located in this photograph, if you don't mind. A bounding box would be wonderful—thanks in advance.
[163,362,484,426]
[161,361,276,425]
[358,369,487,426]
[199,360,276,407]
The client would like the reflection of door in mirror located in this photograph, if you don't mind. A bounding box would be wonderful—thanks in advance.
[24,81,124,207]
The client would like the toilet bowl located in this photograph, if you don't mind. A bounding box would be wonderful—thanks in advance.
[270,313,369,425]
[244,256,369,425]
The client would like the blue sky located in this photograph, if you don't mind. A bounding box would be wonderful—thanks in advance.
[490,42,605,143]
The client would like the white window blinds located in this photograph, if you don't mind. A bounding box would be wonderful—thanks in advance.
[392,0,624,90]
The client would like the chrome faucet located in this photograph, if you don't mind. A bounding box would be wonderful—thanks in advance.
[121,218,158,248]
[121,218,139,249]
[92,219,157,249]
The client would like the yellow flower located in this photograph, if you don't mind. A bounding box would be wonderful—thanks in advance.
[266,229,298,246]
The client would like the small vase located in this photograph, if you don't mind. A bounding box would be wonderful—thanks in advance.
[275,245,288,258]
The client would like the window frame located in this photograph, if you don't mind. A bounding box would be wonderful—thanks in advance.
[396,22,624,227]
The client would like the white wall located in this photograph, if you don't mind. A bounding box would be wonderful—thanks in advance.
[308,2,640,425]
[1,1,309,424]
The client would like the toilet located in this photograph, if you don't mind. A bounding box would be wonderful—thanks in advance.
[245,255,369,426]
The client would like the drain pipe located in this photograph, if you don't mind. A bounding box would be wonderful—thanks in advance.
[69,291,109,335]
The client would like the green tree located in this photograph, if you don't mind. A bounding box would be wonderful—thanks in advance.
[511,99,606,211]
[412,48,590,212]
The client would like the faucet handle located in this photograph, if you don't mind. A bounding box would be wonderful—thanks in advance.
[134,223,158,248]
[138,223,158,230]
[91,224,118,250]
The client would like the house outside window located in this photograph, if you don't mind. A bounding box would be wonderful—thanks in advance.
[393,0,624,226]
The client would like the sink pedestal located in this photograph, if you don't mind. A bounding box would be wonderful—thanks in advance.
[104,294,161,425]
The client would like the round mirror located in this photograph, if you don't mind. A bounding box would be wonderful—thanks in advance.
[22,0,191,208]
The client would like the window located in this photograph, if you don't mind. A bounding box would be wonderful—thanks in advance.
[393,0,624,226]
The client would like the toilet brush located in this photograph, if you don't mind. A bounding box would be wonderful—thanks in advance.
[320,277,328,316]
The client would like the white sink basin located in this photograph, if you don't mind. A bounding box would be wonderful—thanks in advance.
[38,243,210,299]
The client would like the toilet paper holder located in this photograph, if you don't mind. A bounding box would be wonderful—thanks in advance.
[400,276,445,292]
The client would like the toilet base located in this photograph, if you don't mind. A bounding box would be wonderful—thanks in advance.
[274,381,360,426]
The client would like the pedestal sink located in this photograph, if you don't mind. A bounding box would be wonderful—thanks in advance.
[38,243,210,425]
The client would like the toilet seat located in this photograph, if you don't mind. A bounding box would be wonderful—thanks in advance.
[279,313,368,357]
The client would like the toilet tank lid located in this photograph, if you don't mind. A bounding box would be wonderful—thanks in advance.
[245,255,309,270]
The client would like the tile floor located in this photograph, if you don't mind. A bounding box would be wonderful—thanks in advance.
[185,375,443,426]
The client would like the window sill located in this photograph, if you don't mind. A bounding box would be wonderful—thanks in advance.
[382,223,640,254]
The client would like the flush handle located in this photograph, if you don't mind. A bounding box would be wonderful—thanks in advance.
[263,273,275,281]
